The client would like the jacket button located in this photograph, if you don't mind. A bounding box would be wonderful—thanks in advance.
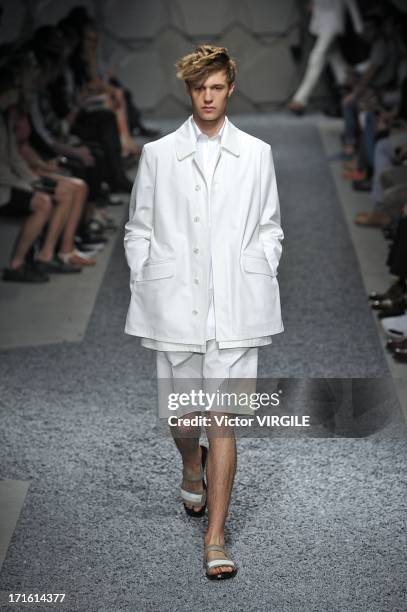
[193,278,199,284]
[195,184,201,191]
[193,216,200,223]
[192,309,199,315]
[193,247,199,254]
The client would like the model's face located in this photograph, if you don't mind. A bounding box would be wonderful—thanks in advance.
[187,69,234,122]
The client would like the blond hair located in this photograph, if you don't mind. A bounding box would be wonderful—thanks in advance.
[175,44,236,86]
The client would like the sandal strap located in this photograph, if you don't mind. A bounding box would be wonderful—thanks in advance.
[206,559,236,570]
[180,488,206,504]
[182,469,204,482]
[58,251,74,265]
[204,544,228,555]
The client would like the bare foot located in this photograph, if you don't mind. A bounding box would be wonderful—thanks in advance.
[204,538,236,577]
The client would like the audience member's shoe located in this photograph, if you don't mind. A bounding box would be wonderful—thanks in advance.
[34,257,82,274]
[354,211,391,227]
[59,249,97,267]
[393,348,407,363]
[369,280,405,302]
[91,212,117,232]
[377,300,406,319]
[386,337,407,352]
[107,194,125,207]
[381,313,407,339]
[371,296,405,310]
[287,100,306,115]
[352,178,372,192]
[86,220,106,235]
[77,242,105,253]
[2,263,49,283]
[342,169,366,181]
[95,192,125,208]
[75,233,108,248]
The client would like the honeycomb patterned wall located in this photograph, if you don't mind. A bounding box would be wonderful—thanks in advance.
[1,0,317,118]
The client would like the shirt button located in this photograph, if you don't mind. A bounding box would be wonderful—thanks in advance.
[195,184,201,191]
[192,309,199,315]
[193,247,199,254]
[193,278,199,284]
[193,216,200,222]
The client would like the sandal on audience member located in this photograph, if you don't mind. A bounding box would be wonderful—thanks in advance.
[180,444,208,517]
[59,249,97,267]
[204,544,238,581]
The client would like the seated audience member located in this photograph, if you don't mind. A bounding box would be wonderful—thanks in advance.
[341,13,403,159]
[1,63,94,278]
[27,26,133,194]
[0,72,51,283]
[68,19,140,159]
[63,6,158,138]
[11,106,96,268]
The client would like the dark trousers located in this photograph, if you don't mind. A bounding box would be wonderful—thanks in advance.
[72,109,129,190]
[387,216,407,279]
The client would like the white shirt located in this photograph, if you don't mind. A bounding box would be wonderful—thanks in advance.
[191,115,224,340]
[141,115,272,353]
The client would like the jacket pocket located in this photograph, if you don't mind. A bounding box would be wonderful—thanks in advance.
[242,254,276,277]
[136,259,176,282]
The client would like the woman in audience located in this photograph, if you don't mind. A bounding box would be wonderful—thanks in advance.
[71,21,141,160]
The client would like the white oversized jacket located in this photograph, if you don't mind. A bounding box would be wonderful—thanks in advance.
[124,115,284,346]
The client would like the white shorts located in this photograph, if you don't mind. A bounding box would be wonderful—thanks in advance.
[156,339,258,417]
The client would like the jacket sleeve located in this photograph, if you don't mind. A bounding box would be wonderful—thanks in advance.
[259,144,284,276]
[124,145,154,284]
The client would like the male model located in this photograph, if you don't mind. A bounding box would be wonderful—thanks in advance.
[124,45,284,580]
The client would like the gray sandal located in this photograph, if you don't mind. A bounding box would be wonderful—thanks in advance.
[180,445,207,517]
[204,544,238,580]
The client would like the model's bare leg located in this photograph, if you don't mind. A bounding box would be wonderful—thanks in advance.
[204,416,236,576]
[9,192,52,268]
[169,413,203,512]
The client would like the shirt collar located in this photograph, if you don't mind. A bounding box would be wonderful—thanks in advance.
[190,115,228,143]
[175,114,239,160]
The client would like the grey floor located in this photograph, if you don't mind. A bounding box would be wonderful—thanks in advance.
[0,114,406,612]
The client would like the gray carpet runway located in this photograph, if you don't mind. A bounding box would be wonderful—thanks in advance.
[0,116,406,611]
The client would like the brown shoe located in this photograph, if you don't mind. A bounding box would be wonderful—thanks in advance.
[287,100,306,115]
[369,280,405,302]
[386,337,407,352]
[355,211,391,227]
[393,348,407,363]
